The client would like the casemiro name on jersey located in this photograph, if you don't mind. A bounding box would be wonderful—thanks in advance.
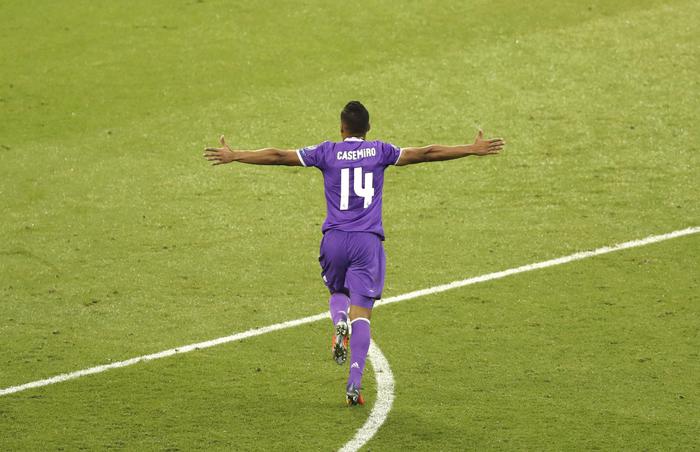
[337,147,377,161]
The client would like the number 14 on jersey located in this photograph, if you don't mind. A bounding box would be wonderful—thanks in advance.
[340,167,374,210]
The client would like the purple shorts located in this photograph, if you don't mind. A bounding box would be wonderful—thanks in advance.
[319,229,386,307]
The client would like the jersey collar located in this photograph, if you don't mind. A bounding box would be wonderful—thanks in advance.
[343,137,364,142]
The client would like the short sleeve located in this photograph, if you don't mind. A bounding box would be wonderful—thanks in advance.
[297,142,326,169]
[380,142,402,166]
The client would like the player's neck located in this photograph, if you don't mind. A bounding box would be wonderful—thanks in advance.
[342,134,365,141]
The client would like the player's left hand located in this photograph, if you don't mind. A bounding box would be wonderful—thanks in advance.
[203,135,236,165]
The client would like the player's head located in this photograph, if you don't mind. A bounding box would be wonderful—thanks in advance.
[340,101,370,138]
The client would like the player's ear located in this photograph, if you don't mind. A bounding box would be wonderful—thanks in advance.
[366,123,371,133]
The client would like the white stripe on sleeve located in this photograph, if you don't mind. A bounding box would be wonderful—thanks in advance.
[296,149,307,167]
[393,148,403,165]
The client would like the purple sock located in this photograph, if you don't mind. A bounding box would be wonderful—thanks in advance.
[329,293,350,325]
[347,318,371,390]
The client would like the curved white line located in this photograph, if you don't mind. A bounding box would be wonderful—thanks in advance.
[1,227,697,451]
[339,340,395,452]
[0,226,697,407]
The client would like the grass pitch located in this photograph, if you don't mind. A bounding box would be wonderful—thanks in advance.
[1,0,698,450]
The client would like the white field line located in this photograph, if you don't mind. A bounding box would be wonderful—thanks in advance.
[375,226,700,308]
[1,227,698,452]
[339,341,395,452]
[0,312,326,396]
[338,225,698,452]
[0,226,697,399]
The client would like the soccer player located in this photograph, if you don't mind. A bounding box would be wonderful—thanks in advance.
[203,101,504,406]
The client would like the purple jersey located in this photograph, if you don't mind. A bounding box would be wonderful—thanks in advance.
[297,137,402,240]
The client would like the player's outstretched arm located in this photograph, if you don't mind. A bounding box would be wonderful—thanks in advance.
[203,135,302,166]
[396,129,504,166]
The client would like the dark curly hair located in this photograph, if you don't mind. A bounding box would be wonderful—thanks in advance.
[340,101,370,135]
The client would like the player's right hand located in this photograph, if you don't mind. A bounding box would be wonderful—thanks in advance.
[472,129,505,156]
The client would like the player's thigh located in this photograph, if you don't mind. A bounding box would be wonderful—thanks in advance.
[345,233,385,298]
[319,230,350,292]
